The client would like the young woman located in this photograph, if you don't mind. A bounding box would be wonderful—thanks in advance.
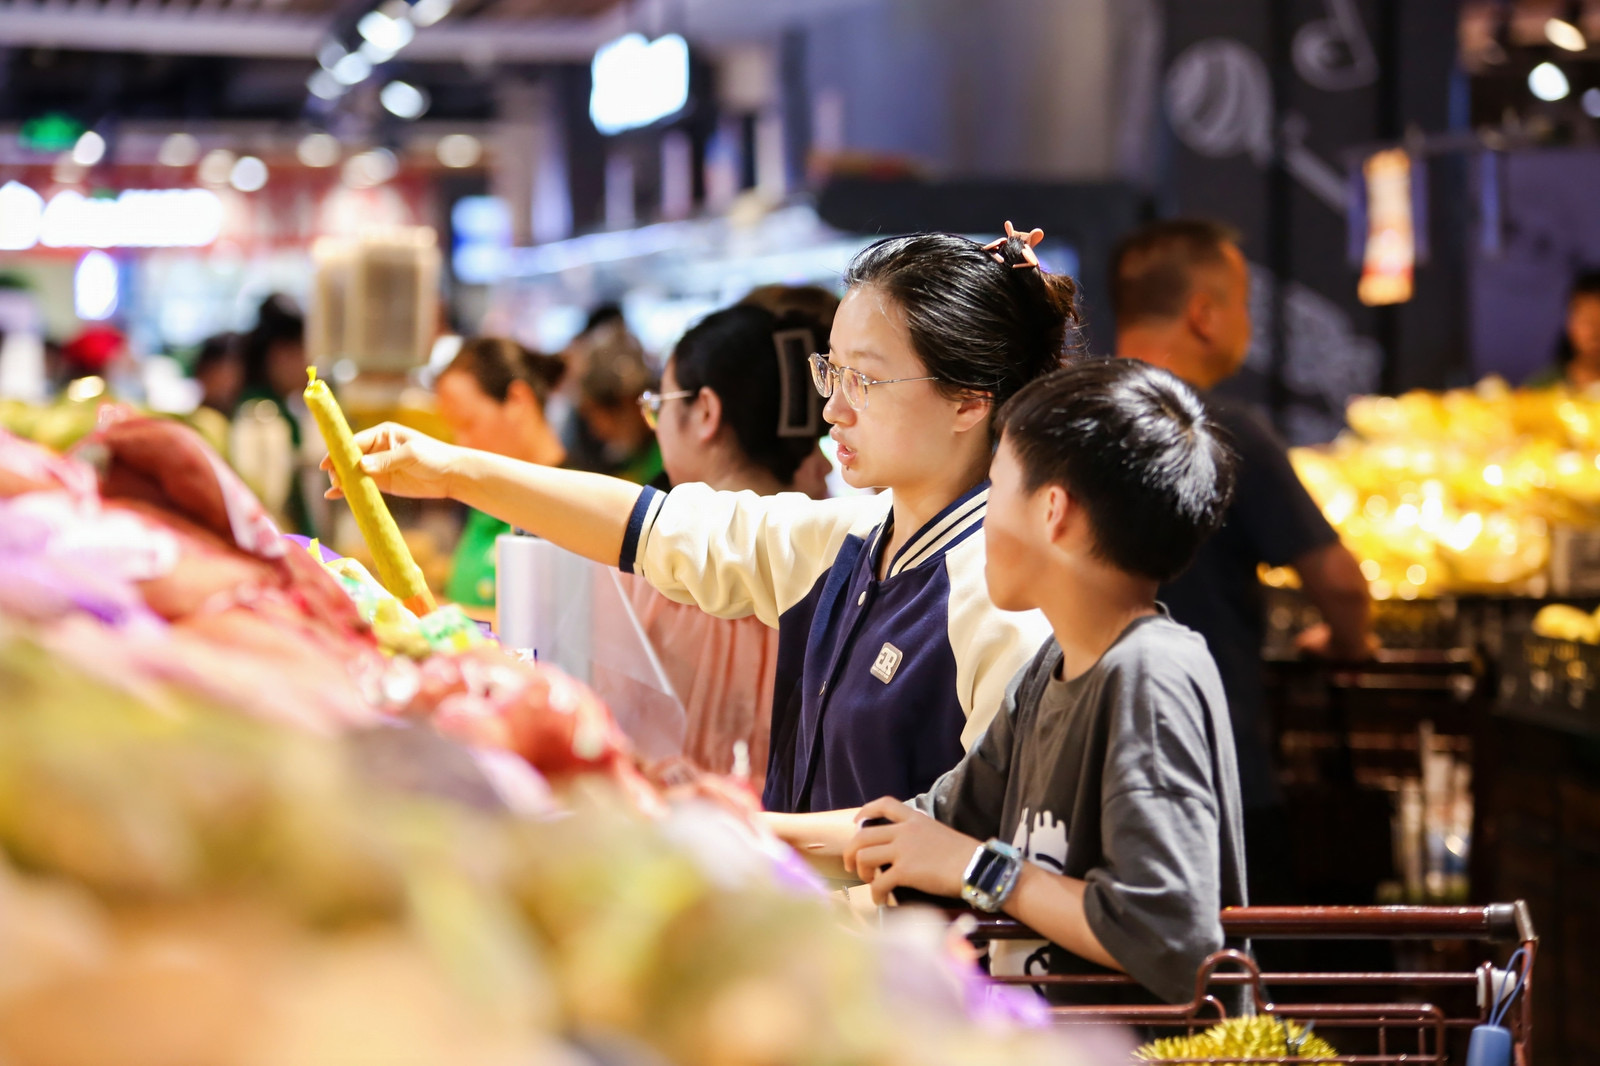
[564,321,667,487]
[646,301,832,499]
[327,225,1080,812]
[433,337,567,606]
[629,301,832,787]
[1529,271,1600,389]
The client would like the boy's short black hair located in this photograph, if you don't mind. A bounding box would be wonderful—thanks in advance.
[996,357,1237,582]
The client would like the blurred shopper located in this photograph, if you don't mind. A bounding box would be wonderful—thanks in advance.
[238,295,312,532]
[239,295,308,409]
[566,320,667,487]
[741,283,841,325]
[1111,219,1373,905]
[434,337,568,607]
[1528,270,1600,389]
[626,302,832,785]
[193,332,244,417]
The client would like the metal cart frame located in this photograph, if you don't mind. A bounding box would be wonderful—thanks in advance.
[965,902,1537,1065]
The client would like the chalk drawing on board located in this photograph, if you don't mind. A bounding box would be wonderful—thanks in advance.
[1245,263,1384,443]
[1294,0,1378,92]
[1165,38,1274,165]
[1166,37,1349,217]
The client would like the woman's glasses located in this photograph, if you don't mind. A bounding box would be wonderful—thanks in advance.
[637,389,695,430]
[808,352,936,411]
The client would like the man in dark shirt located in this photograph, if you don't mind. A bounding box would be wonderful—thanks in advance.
[1111,219,1373,904]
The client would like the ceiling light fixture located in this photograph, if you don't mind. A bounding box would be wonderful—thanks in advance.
[297,132,342,168]
[308,70,346,100]
[157,132,201,168]
[357,10,414,56]
[380,80,430,120]
[409,0,452,28]
[71,130,106,167]
[1545,17,1587,52]
[332,52,373,86]
[197,148,237,187]
[318,41,348,71]
[589,33,690,135]
[343,147,399,188]
[230,156,268,192]
[435,133,482,168]
[1530,61,1572,101]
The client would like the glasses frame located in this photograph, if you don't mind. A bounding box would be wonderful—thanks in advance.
[808,353,938,411]
[637,389,696,430]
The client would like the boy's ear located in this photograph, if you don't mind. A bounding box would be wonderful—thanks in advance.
[1042,484,1073,543]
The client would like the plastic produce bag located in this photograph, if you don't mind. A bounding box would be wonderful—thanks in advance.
[496,535,686,762]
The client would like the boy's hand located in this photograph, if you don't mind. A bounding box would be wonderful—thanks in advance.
[843,797,980,905]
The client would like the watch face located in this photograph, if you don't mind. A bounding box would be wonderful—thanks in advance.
[962,840,1022,912]
[973,848,1007,896]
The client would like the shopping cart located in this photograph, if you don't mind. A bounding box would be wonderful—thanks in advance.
[965,902,1537,1065]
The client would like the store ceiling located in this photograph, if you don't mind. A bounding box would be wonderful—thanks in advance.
[0,0,629,60]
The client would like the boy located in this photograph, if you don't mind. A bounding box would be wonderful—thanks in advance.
[768,357,1247,1005]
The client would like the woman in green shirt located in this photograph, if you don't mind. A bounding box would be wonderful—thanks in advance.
[434,338,568,605]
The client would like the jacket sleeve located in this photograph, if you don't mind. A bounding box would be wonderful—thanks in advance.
[942,533,1055,748]
[623,483,889,628]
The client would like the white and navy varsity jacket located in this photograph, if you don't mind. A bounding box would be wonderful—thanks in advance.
[619,479,1051,813]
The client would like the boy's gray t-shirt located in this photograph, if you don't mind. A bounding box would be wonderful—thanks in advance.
[910,612,1248,1005]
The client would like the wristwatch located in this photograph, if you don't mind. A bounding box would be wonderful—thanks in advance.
[961,838,1024,913]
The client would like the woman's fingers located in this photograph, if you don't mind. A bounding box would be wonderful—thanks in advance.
[359,442,412,478]
[349,422,406,456]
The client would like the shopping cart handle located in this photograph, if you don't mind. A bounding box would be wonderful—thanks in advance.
[1219,903,1537,943]
[963,902,1537,945]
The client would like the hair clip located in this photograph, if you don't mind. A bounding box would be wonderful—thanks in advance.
[982,220,1046,269]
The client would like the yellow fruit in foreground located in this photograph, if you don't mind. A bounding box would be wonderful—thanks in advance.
[1531,603,1600,644]
[1137,1015,1336,1064]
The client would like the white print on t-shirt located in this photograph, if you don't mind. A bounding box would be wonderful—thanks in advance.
[995,808,1069,980]
[1010,807,1068,873]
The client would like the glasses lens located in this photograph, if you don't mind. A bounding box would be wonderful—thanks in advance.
[840,367,868,409]
[638,393,659,430]
[809,354,832,398]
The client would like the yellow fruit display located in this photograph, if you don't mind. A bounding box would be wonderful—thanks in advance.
[1531,603,1600,644]
[1292,379,1600,598]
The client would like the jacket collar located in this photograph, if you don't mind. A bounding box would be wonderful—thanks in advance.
[870,480,990,581]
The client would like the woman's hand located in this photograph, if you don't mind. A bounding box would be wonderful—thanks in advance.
[842,797,979,905]
[322,422,463,501]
